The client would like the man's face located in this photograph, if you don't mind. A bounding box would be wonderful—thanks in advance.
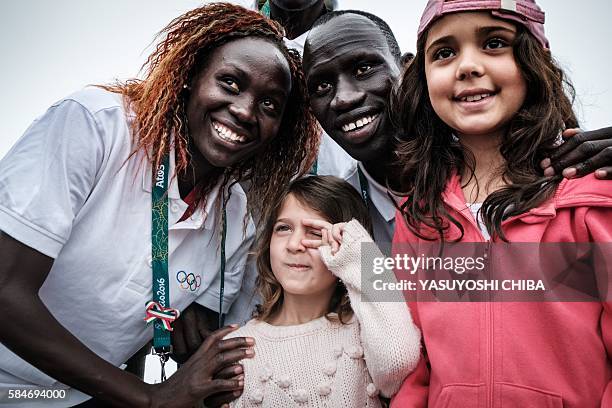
[304,14,400,162]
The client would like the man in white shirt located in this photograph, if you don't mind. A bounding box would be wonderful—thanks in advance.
[259,0,357,182]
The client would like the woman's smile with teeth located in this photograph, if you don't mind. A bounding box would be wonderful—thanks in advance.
[213,121,248,143]
[342,114,378,132]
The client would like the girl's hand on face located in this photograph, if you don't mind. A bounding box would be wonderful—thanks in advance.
[300,218,333,250]
[541,127,612,179]
[322,228,342,256]
[301,219,346,255]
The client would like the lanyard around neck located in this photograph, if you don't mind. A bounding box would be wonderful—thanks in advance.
[149,154,175,353]
[148,155,227,355]
[357,166,370,211]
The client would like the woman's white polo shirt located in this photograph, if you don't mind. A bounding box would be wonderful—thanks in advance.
[0,87,254,406]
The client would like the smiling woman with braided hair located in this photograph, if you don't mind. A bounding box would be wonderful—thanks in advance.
[0,3,318,407]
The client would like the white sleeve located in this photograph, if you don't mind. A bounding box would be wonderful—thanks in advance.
[319,220,421,397]
[0,98,106,258]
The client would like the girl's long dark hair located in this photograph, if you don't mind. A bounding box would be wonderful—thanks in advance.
[392,26,578,241]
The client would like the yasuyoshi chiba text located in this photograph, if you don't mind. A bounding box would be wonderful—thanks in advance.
[372,279,546,291]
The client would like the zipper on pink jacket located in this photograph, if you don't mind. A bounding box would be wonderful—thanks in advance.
[443,197,500,406]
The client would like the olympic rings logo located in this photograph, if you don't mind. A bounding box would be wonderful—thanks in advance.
[176,271,201,292]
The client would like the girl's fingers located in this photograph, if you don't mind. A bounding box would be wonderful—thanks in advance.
[330,223,346,243]
[302,239,323,248]
[303,228,333,249]
[302,218,333,230]
[302,220,347,255]
[325,229,340,255]
[322,228,329,246]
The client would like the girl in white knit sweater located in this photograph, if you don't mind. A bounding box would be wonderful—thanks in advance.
[226,176,421,407]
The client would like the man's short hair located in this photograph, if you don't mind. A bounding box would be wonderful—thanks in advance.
[311,10,401,62]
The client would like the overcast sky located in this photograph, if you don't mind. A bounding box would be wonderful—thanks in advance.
[1,0,611,158]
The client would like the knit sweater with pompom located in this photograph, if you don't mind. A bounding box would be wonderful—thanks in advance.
[227,220,421,407]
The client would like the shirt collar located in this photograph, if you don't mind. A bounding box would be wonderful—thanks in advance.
[357,162,397,223]
[141,147,180,200]
[142,148,225,230]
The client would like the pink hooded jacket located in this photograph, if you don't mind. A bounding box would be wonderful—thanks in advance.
[391,173,612,407]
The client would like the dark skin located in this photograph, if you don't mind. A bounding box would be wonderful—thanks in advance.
[269,0,326,40]
[176,12,612,408]
[0,232,252,408]
[0,38,295,407]
[541,127,612,179]
[302,13,612,183]
[172,304,248,407]
[303,14,403,190]
[179,37,291,195]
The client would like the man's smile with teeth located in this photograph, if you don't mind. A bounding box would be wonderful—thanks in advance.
[213,121,248,143]
[341,114,378,132]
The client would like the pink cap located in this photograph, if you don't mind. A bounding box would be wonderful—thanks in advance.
[417,0,549,49]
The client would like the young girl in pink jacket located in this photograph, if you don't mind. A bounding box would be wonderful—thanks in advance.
[388,0,612,406]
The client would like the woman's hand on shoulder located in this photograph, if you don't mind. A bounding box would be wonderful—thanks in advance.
[149,325,254,407]
[301,219,346,255]
[171,303,219,364]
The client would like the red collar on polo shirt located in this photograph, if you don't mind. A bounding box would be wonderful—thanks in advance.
[178,184,202,223]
